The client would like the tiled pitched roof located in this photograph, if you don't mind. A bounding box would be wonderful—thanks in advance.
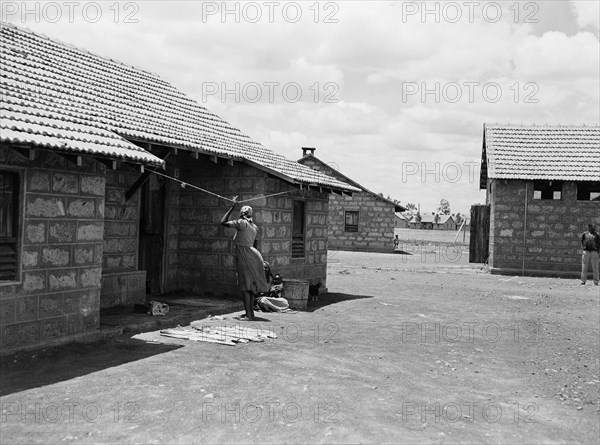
[416,214,454,224]
[1,101,163,165]
[480,124,600,188]
[298,153,404,209]
[0,23,359,192]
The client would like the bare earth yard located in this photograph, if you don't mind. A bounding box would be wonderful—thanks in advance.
[394,228,470,245]
[1,249,598,444]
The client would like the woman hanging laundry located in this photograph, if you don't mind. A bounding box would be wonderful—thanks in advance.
[220,197,269,320]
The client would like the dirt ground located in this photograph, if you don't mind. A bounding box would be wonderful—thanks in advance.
[1,251,598,444]
[394,228,470,245]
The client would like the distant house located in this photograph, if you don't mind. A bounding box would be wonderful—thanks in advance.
[438,215,458,230]
[395,214,411,229]
[0,23,359,353]
[298,148,405,252]
[479,123,600,277]
[410,214,457,230]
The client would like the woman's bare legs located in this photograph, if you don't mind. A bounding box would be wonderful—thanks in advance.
[241,291,255,320]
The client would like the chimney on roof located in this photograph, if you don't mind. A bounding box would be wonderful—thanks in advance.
[302,147,316,157]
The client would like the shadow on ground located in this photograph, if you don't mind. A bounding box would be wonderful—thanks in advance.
[305,292,374,312]
[0,337,182,397]
[99,294,241,331]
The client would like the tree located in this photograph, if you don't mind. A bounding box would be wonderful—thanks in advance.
[401,203,417,220]
[415,212,422,223]
[455,212,463,225]
[437,199,451,215]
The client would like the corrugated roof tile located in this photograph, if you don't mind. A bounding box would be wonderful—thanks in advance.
[481,124,600,185]
[0,22,358,192]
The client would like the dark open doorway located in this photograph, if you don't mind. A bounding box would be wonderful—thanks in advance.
[469,204,490,264]
[139,174,167,295]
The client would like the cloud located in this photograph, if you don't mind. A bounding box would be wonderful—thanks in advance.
[570,0,600,30]
[296,101,386,135]
[514,31,600,80]
[3,0,598,213]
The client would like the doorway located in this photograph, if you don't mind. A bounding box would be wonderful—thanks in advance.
[139,174,166,295]
[469,204,490,264]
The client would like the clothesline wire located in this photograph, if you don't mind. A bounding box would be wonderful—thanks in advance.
[150,169,299,203]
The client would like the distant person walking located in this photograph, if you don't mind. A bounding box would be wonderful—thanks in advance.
[221,197,269,320]
[393,235,399,250]
[580,223,600,285]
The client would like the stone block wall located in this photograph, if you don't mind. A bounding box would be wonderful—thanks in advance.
[164,156,329,296]
[102,168,140,271]
[489,179,600,276]
[328,193,396,252]
[299,156,395,252]
[100,166,145,308]
[100,271,146,309]
[0,147,105,353]
[259,182,329,288]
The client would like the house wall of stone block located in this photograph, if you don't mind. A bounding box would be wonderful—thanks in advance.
[299,156,395,252]
[164,156,328,296]
[0,147,105,353]
[328,193,396,252]
[100,166,145,308]
[489,179,600,276]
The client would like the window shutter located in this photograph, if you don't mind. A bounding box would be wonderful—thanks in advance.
[0,171,19,281]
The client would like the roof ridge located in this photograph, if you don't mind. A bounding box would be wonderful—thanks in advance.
[0,21,361,192]
[298,152,404,207]
[485,122,600,128]
[1,21,160,79]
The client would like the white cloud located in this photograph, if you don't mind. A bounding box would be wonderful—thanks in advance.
[3,0,598,213]
[514,31,600,80]
[570,0,600,30]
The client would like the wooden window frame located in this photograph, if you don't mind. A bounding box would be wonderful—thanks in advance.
[0,168,24,284]
[533,180,563,200]
[345,210,359,233]
[576,181,600,201]
[291,199,306,259]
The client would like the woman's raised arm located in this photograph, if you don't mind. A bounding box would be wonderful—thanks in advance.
[220,196,238,227]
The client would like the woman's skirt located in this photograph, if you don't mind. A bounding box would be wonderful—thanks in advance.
[235,245,269,294]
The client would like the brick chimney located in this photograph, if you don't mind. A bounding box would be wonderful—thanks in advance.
[302,147,316,157]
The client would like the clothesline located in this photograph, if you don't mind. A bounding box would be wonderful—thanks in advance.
[150,169,299,203]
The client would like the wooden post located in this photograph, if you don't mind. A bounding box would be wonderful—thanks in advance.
[453,219,466,243]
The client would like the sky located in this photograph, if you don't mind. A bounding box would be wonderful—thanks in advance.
[2,0,599,216]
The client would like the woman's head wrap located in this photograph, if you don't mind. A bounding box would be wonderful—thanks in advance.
[240,205,253,219]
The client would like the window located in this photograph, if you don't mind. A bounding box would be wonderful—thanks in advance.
[345,211,359,232]
[0,171,20,281]
[291,200,305,258]
[577,181,600,201]
[533,180,562,200]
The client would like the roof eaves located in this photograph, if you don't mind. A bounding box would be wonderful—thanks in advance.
[0,124,165,167]
[243,158,360,194]
[298,154,400,204]
[480,123,488,189]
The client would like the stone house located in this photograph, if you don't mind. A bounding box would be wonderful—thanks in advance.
[480,124,600,277]
[410,214,457,230]
[0,23,358,353]
[395,214,411,229]
[298,148,405,252]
